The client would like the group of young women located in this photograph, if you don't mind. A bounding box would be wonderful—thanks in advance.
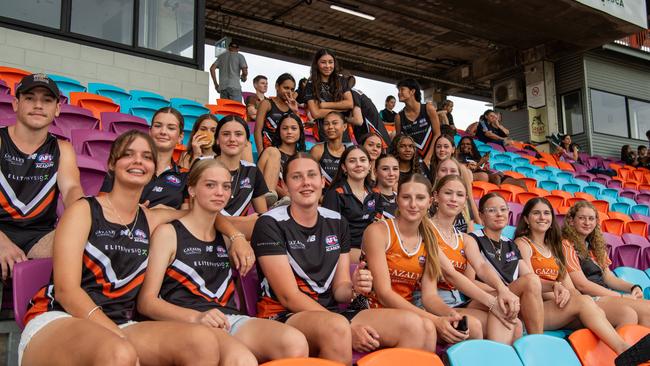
[16,48,650,366]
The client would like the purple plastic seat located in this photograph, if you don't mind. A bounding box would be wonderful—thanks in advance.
[556,213,566,227]
[573,163,588,174]
[48,124,68,141]
[636,193,650,205]
[0,94,15,119]
[602,232,624,267]
[237,268,259,317]
[0,80,9,95]
[607,179,623,189]
[77,155,108,195]
[508,202,523,226]
[12,258,53,329]
[613,241,643,269]
[53,104,99,139]
[592,177,609,186]
[574,174,593,182]
[621,234,650,269]
[0,116,15,127]
[101,112,149,135]
[488,142,505,152]
[70,129,117,163]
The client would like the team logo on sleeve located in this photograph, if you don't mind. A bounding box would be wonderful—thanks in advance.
[325,235,340,252]
[165,175,182,186]
[240,177,252,189]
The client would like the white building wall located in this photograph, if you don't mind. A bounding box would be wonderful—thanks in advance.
[0,26,209,103]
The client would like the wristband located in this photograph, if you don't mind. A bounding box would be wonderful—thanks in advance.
[630,284,642,293]
[87,305,102,319]
[229,233,246,242]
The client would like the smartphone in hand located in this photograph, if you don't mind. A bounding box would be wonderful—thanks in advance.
[455,316,468,332]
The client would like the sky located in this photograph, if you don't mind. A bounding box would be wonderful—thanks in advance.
[204,45,490,129]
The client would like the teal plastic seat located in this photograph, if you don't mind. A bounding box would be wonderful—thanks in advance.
[477,145,492,155]
[600,188,619,199]
[583,186,601,197]
[618,196,637,206]
[491,153,512,163]
[502,225,516,239]
[630,204,650,216]
[130,90,170,109]
[611,202,631,215]
[562,183,581,195]
[512,157,530,167]
[538,180,560,192]
[447,340,523,366]
[556,172,575,184]
[543,330,573,338]
[171,98,210,115]
[613,267,650,299]
[515,166,534,176]
[514,335,581,366]
[88,83,131,112]
[492,163,514,172]
[48,74,86,98]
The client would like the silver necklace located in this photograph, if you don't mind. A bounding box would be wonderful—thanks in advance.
[230,165,241,199]
[485,233,502,261]
[105,196,139,240]
[431,220,459,249]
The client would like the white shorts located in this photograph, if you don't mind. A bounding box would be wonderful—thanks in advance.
[226,314,252,335]
[18,311,136,365]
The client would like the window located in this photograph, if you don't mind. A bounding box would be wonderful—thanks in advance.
[590,89,628,137]
[138,0,195,58]
[0,0,61,29]
[70,0,134,45]
[561,91,584,135]
[628,99,650,140]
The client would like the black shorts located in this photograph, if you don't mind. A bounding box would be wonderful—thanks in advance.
[270,308,361,323]
[0,224,52,254]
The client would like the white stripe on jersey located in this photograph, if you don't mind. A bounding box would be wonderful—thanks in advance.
[287,252,338,294]
[0,171,58,215]
[171,259,231,299]
[85,242,148,289]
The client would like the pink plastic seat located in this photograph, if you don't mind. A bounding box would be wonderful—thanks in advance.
[12,258,53,329]
[0,80,9,95]
[100,112,149,135]
[77,155,108,196]
[0,94,15,119]
[70,129,117,162]
[53,104,99,139]
[237,268,260,317]
[602,232,624,265]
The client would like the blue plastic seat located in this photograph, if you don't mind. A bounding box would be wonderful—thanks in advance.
[447,340,523,366]
[543,330,573,338]
[491,153,512,163]
[502,225,516,240]
[492,162,514,172]
[538,180,560,192]
[618,196,637,206]
[589,181,607,190]
[583,186,602,197]
[130,90,170,109]
[613,267,650,299]
[630,204,650,216]
[561,183,581,195]
[171,98,210,115]
[515,166,534,176]
[129,106,157,123]
[477,145,492,155]
[611,202,631,215]
[48,74,86,98]
[533,169,554,181]
[512,157,530,167]
[556,172,575,184]
[88,83,131,112]
[514,335,581,366]
[600,188,619,200]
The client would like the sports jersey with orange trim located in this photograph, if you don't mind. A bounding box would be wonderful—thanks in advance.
[0,127,59,252]
[365,218,426,307]
[434,225,467,291]
[251,206,351,318]
[24,197,149,325]
[521,237,559,282]
[159,220,239,314]
[261,98,290,149]
[221,160,268,217]
[398,104,434,158]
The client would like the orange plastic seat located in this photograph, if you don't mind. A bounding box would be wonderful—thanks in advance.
[631,169,646,182]
[489,189,513,202]
[69,92,120,122]
[568,329,616,366]
[618,168,632,181]
[503,171,525,179]
[557,206,570,214]
[566,197,586,207]
[500,183,526,196]
[472,185,487,199]
[261,358,345,366]
[357,348,444,366]
[623,181,639,190]
[531,159,548,168]
[601,218,625,235]
[607,211,631,223]
[551,190,573,201]
[639,183,650,192]
[216,98,245,107]
[172,143,186,163]
[598,212,610,226]
[574,192,596,201]
[521,177,538,191]
[0,66,31,94]
[516,192,540,205]
[591,200,610,213]
[472,181,499,192]
[529,187,550,197]
[609,163,622,171]
[557,160,575,172]
[625,220,649,237]
[617,324,650,344]
[544,194,566,208]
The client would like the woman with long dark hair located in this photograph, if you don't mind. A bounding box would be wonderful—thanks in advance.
[179,114,219,169]
[304,49,353,142]
[389,134,430,182]
[254,73,299,155]
[310,111,349,188]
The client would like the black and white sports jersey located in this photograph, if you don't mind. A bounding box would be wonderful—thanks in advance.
[252,206,350,318]
[159,220,239,314]
[398,104,434,158]
[350,89,390,147]
[222,160,269,216]
[469,230,521,284]
[319,143,342,187]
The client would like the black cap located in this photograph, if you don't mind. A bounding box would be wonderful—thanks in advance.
[16,73,60,99]
[229,40,240,48]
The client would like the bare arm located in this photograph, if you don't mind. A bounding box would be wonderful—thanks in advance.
[602,268,636,293]
[307,100,336,120]
[320,91,354,111]
[240,66,248,83]
[258,255,329,312]
[310,143,324,162]
[54,200,124,336]
[254,98,270,130]
[347,106,364,127]
[394,114,402,136]
[209,62,219,90]
[57,141,84,208]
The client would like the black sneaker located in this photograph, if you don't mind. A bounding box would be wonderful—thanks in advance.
[615,334,650,366]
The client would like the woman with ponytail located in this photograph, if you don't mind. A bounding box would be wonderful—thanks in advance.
[362,174,516,345]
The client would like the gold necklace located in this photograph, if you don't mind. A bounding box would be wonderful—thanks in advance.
[105,196,139,240]
[484,231,502,261]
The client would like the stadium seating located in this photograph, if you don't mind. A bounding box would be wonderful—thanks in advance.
[0,66,30,94]
[0,80,9,95]
[612,266,650,299]
[101,112,149,135]
[69,92,120,121]
[0,94,14,119]
[446,340,523,366]
[130,90,170,109]
[568,329,616,366]
[356,348,443,366]
[48,74,86,98]
[513,335,581,366]
[12,258,53,329]
[77,155,108,195]
[170,97,210,115]
[88,83,132,112]
[70,129,117,162]
[53,104,100,138]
